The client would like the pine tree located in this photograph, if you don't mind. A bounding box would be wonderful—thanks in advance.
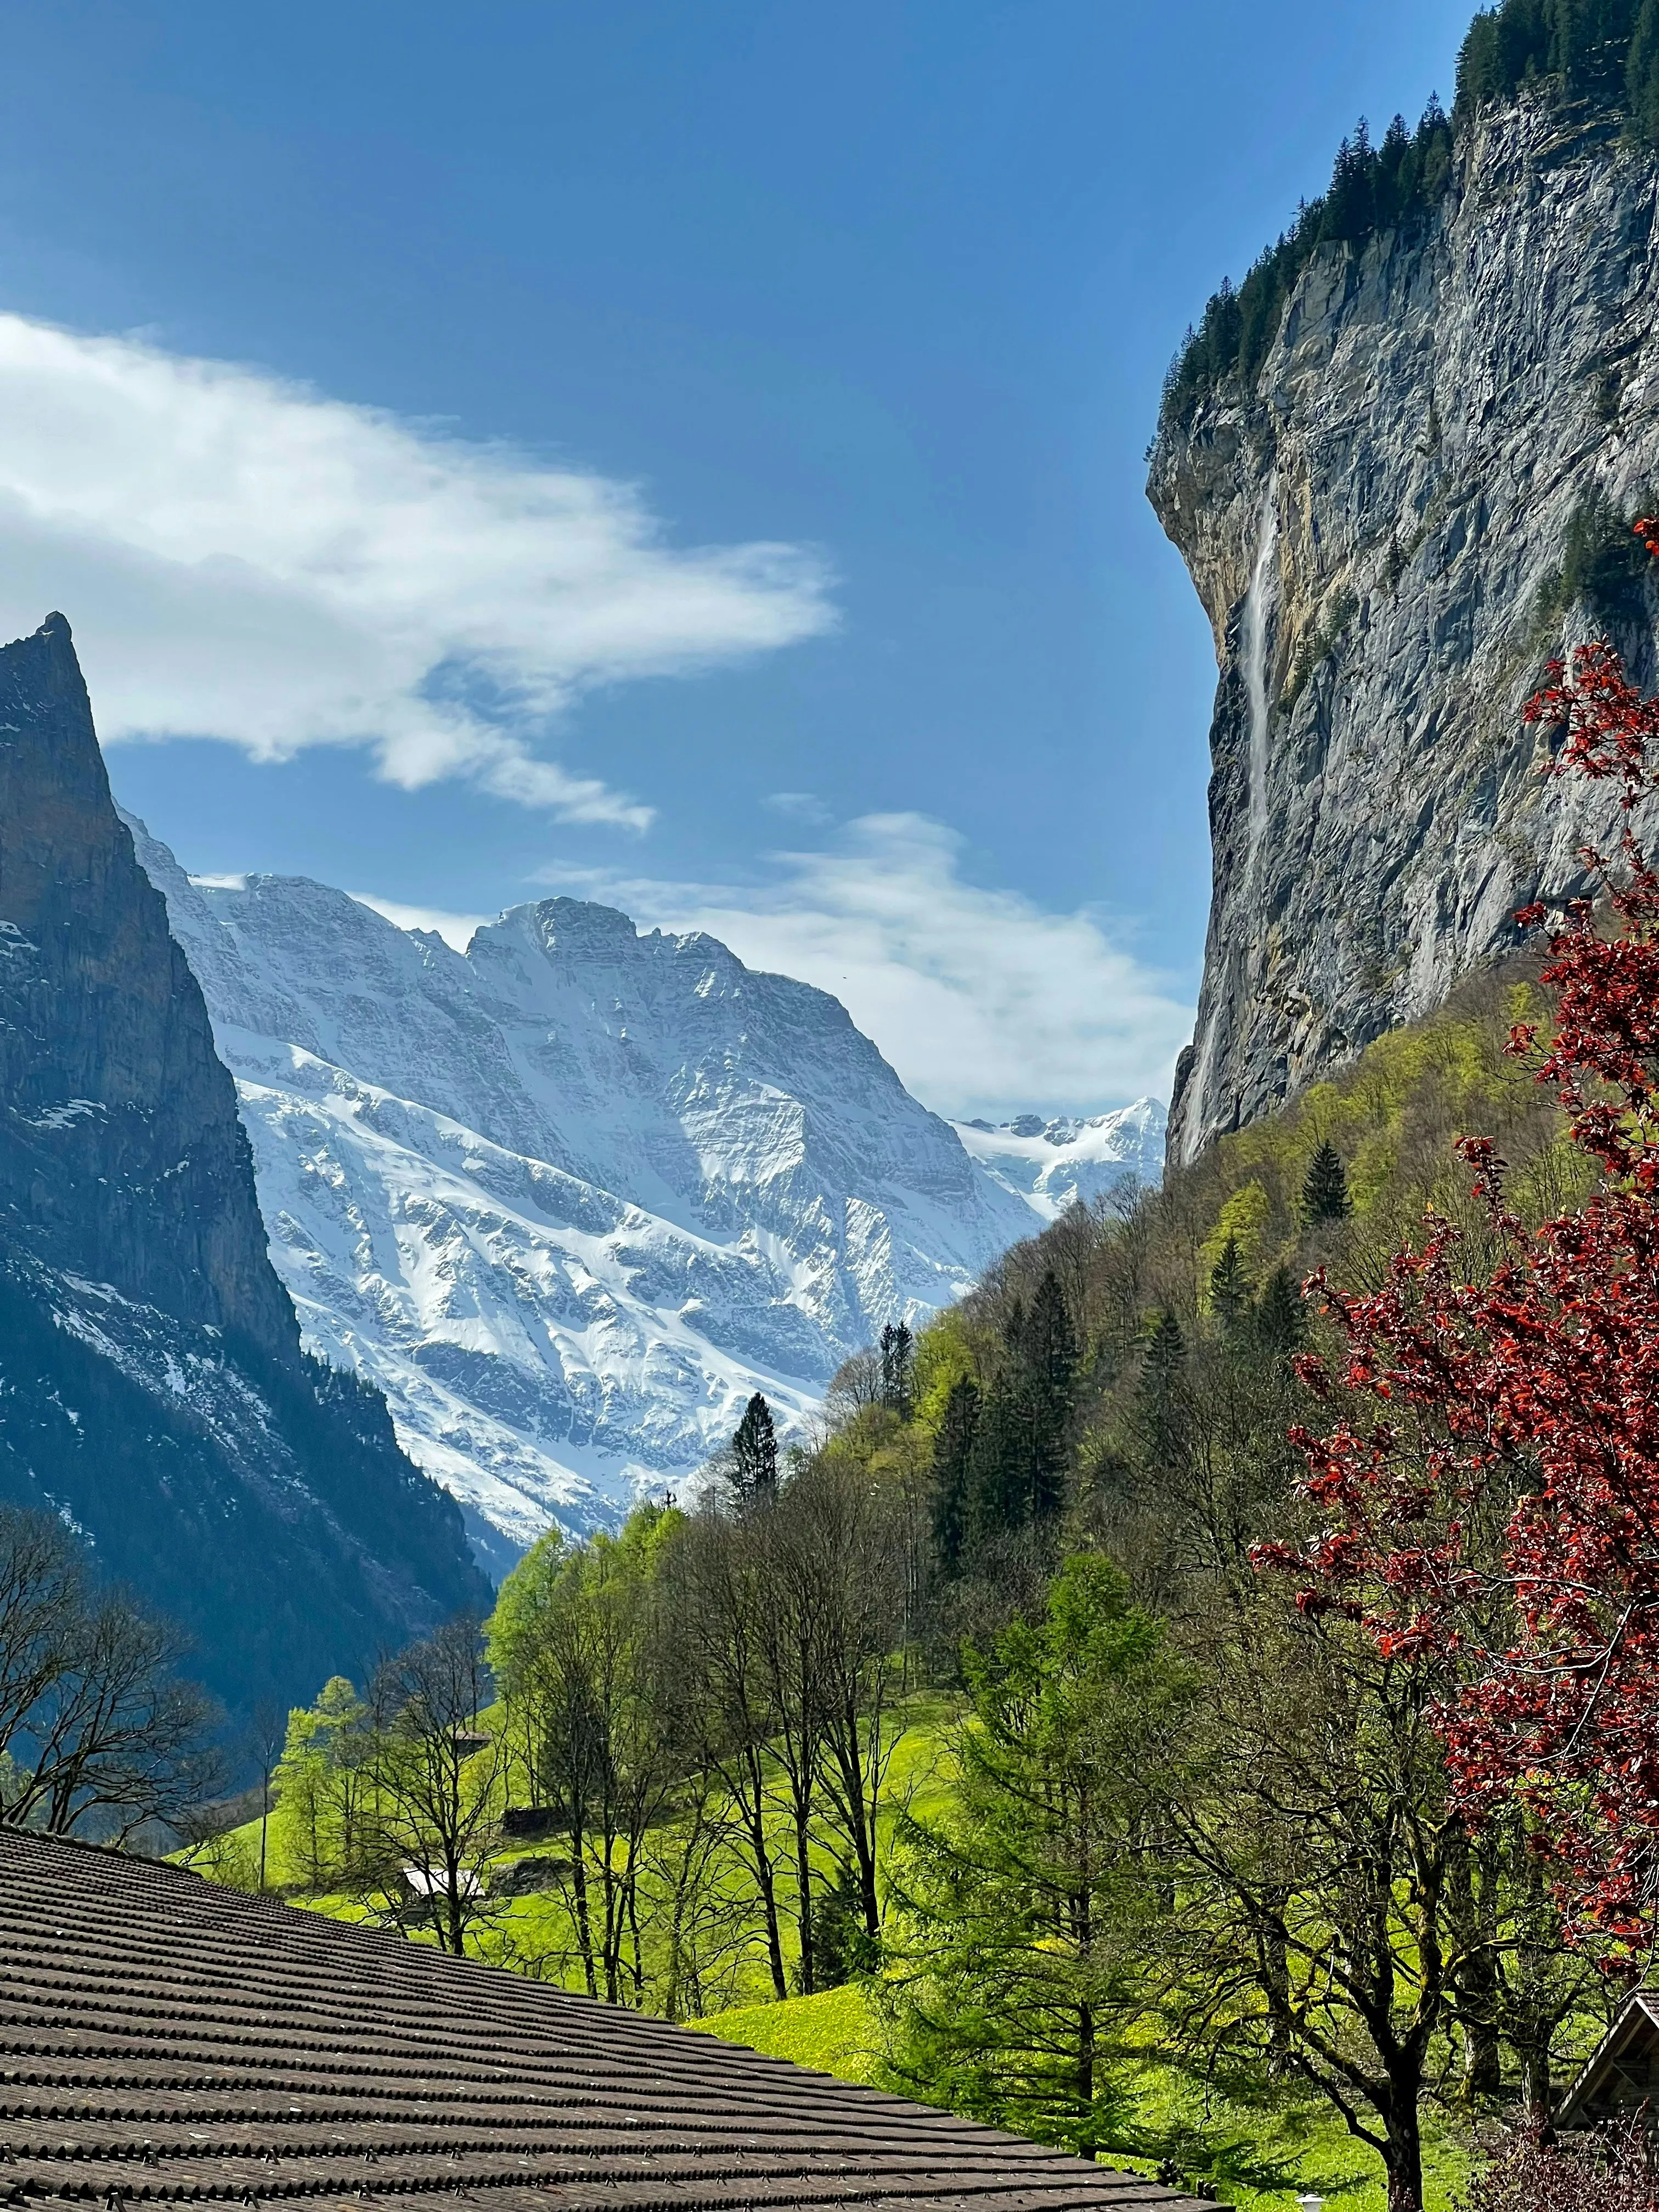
[1254,1265,1307,1353]
[930,1379,979,1577]
[1320,120,1375,245]
[1301,1138,1352,1224]
[1025,1272,1077,1397]
[879,1321,915,1419]
[1371,112,1407,229]
[1024,1272,1077,1521]
[813,1858,878,1986]
[885,1555,1196,2164]
[957,1277,1082,1547]
[1000,1295,1027,1364]
[1629,0,1659,139]
[730,1392,778,1505]
[966,1378,1039,1546]
[1134,1309,1188,1472]
[1207,1235,1252,1331]
[1142,1307,1185,1387]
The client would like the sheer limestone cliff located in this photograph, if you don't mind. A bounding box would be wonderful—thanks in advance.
[1151,88,1659,1165]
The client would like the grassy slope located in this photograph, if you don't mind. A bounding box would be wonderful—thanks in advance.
[690,1987,882,2083]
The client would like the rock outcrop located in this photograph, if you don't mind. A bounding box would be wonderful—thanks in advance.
[0,617,484,1720]
[1150,89,1659,1165]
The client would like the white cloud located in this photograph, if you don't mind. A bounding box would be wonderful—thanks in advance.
[0,313,834,823]
[349,893,490,952]
[763,790,832,824]
[539,813,1195,1122]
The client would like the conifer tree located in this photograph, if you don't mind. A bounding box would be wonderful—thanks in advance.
[1134,1308,1188,1472]
[930,1378,979,1576]
[965,1379,1039,1545]
[1024,1272,1077,1522]
[1254,1265,1307,1353]
[1207,1235,1252,1330]
[1025,1272,1077,1397]
[1142,1307,1185,1386]
[730,1392,778,1505]
[886,1554,1195,2163]
[1301,1138,1352,1224]
[960,1275,1080,1538]
[879,1321,915,1419]
[1629,0,1659,140]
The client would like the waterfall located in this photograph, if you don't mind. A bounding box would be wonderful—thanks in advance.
[1242,472,1279,862]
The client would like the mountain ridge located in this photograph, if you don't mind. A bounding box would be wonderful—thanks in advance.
[127,825,1049,1565]
[950,1102,1165,1219]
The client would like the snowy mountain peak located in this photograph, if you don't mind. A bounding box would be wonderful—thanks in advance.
[131,819,1039,1571]
[951,1098,1165,1220]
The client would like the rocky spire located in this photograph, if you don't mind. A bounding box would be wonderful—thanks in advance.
[0,614,295,1350]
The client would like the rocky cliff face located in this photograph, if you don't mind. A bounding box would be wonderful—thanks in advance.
[0,617,295,1349]
[0,618,484,1719]
[1150,89,1659,1165]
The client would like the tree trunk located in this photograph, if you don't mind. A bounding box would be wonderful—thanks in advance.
[1383,2101,1424,2212]
[1076,1998,1096,2156]
[795,1799,815,1996]
[445,1857,465,1957]
[740,1743,788,2001]
[1518,2040,1553,2137]
[569,1830,598,1999]
[754,1823,788,2000]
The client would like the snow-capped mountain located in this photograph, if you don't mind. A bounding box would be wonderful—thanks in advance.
[951,1100,1165,1220]
[127,819,1038,1573]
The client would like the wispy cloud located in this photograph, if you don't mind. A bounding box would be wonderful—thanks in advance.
[539,813,1194,1122]
[0,314,834,824]
[762,790,832,825]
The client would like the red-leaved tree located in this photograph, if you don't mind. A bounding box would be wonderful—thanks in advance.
[1265,549,1659,1962]
[1461,2119,1659,2211]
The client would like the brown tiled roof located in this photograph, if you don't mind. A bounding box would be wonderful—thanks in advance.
[0,1830,1206,2212]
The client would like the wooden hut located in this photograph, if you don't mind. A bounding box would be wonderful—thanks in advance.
[1555,1992,1659,2129]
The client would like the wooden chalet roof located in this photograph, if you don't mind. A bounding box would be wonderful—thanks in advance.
[0,1829,1207,2212]
[1555,1989,1659,2129]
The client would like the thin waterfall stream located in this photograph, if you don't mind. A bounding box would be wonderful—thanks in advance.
[1242,472,1279,868]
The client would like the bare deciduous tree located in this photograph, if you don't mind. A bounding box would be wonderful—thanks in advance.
[0,1505,219,1842]
[357,1617,504,1956]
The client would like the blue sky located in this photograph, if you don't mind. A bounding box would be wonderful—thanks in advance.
[0,0,1471,1119]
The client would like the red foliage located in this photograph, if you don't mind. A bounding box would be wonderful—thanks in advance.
[1262,544,1659,1954]
[1460,2122,1659,2211]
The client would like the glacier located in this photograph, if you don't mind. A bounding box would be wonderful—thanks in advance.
[126,818,1049,1573]
[951,1101,1165,1220]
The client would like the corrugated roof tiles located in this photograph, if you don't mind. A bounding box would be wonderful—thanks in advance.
[0,1830,1206,2212]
